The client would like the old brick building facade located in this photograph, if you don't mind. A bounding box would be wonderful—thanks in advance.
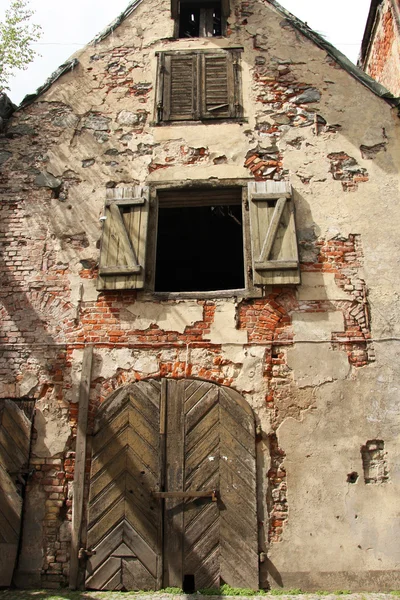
[1,0,400,592]
[360,0,400,96]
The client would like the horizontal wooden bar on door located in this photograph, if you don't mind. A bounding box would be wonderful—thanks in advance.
[151,490,218,501]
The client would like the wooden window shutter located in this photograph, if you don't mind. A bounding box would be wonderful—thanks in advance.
[162,53,199,121]
[248,181,300,285]
[201,51,236,119]
[97,186,149,291]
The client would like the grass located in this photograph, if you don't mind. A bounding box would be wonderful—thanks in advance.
[0,589,398,599]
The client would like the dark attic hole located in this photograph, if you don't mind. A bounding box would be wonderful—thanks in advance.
[179,0,222,38]
[155,187,244,293]
[347,471,359,484]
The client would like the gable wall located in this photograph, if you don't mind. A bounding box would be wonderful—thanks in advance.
[361,0,400,96]
[1,0,400,590]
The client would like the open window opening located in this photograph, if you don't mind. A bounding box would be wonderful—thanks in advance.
[178,0,222,37]
[155,188,245,293]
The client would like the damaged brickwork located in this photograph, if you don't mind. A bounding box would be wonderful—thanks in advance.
[0,0,399,591]
[360,0,400,97]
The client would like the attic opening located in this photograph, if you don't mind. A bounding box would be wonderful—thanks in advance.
[155,187,244,293]
[178,0,222,37]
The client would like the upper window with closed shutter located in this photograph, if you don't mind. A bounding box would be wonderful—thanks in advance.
[156,49,242,123]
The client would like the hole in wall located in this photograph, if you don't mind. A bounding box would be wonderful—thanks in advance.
[347,471,359,484]
[183,574,195,593]
[361,439,389,484]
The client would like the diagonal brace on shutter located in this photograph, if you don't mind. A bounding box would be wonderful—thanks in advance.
[255,196,296,271]
[99,203,141,276]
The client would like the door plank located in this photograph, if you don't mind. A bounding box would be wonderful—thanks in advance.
[184,381,214,414]
[163,380,185,588]
[185,387,219,433]
[86,556,121,590]
[185,404,219,453]
[86,381,162,591]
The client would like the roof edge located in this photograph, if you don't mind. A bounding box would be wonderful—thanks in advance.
[265,0,400,109]
[18,59,79,109]
[16,0,145,109]
[92,0,145,44]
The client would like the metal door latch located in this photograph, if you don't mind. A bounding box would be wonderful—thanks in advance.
[78,547,96,559]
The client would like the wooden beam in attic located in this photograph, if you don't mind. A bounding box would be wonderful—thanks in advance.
[171,0,230,19]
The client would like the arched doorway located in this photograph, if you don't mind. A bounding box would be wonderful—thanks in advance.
[85,379,258,591]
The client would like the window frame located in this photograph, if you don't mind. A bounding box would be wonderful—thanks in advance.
[175,1,225,38]
[155,48,243,125]
[171,0,231,35]
[96,181,300,296]
[143,180,262,300]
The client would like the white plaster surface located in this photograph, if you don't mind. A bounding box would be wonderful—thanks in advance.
[298,272,351,301]
[235,347,266,394]
[132,355,159,374]
[292,311,345,341]
[125,301,203,332]
[33,404,71,457]
[18,372,39,397]
[208,300,247,344]
[287,343,350,387]
[68,274,99,303]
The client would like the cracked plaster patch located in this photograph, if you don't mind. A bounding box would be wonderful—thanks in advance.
[132,355,159,374]
[208,300,247,345]
[68,349,135,401]
[298,272,351,301]
[235,347,266,394]
[287,343,350,388]
[292,311,345,341]
[68,274,99,303]
[124,301,203,333]
[18,371,39,397]
[33,403,71,457]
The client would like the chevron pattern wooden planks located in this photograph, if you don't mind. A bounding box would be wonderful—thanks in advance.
[85,381,163,591]
[86,379,258,591]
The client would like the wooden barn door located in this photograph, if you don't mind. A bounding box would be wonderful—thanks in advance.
[85,379,258,592]
[85,381,163,591]
[0,399,33,586]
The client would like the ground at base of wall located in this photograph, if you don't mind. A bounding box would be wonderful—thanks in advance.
[0,592,399,600]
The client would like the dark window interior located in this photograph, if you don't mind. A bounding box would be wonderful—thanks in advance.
[155,188,244,293]
[179,0,222,37]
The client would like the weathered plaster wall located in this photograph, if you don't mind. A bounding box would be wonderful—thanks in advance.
[1,0,400,591]
[362,0,400,97]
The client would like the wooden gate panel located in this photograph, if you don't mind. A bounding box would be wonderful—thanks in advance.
[86,382,162,591]
[86,379,258,591]
[0,400,32,587]
[183,382,220,590]
[219,387,258,590]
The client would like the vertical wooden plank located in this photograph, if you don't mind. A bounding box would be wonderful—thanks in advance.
[156,379,167,590]
[131,186,149,290]
[69,345,94,590]
[163,380,184,588]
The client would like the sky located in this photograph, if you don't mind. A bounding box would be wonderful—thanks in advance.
[0,0,372,105]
